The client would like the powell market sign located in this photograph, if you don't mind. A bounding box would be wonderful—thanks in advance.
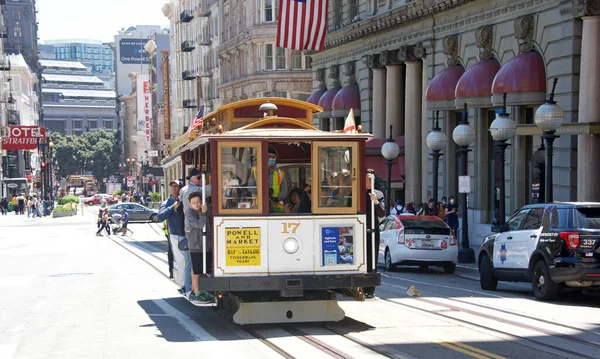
[1,126,46,151]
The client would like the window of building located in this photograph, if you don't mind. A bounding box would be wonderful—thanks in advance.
[89,121,98,129]
[262,0,278,23]
[73,120,83,129]
[291,50,303,70]
[104,121,113,129]
[12,10,20,20]
[265,44,274,70]
[333,0,342,28]
[13,26,21,38]
[275,47,285,70]
[256,44,263,72]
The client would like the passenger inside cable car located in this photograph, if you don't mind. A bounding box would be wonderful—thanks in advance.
[218,140,358,215]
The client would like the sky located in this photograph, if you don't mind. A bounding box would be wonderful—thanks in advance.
[37,0,171,44]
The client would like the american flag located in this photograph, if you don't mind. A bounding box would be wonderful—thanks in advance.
[185,105,204,137]
[276,0,329,51]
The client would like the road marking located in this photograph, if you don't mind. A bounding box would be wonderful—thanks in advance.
[380,273,506,298]
[434,340,505,359]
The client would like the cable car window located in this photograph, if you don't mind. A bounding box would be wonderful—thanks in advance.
[218,142,262,214]
[312,142,359,215]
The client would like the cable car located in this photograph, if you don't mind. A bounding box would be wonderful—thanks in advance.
[162,98,380,324]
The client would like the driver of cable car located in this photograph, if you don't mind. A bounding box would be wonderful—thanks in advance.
[248,146,288,213]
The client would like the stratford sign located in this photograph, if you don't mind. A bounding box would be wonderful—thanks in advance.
[1,126,46,150]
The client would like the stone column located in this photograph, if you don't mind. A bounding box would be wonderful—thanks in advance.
[379,50,404,137]
[372,68,386,138]
[577,16,600,201]
[404,60,423,203]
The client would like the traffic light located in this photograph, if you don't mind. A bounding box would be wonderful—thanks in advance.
[41,162,46,171]
[33,181,41,188]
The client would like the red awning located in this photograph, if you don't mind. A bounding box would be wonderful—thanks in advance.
[317,86,341,118]
[425,65,464,110]
[332,83,361,117]
[307,88,327,105]
[491,51,546,105]
[365,137,405,181]
[455,59,501,108]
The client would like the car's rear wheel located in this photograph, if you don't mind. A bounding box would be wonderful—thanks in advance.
[149,213,158,223]
[532,260,560,301]
[479,254,498,290]
[443,263,456,274]
[385,249,395,272]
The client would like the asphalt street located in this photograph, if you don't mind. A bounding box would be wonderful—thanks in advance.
[1,207,600,359]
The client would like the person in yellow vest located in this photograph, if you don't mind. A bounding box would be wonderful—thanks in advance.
[248,146,288,213]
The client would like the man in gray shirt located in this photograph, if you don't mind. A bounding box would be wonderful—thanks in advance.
[179,168,211,214]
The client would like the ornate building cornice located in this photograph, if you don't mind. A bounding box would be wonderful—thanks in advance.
[572,0,600,17]
[475,26,494,60]
[322,0,478,50]
[379,49,401,66]
[514,15,535,53]
[329,64,341,87]
[343,61,356,84]
[316,68,327,90]
[442,35,460,66]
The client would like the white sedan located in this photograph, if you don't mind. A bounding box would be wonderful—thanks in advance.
[378,215,458,273]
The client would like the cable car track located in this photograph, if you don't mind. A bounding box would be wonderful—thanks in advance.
[381,296,599,359]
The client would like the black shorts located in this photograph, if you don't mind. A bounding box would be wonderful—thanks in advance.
[122,223,128,229]
[191,251,213,275]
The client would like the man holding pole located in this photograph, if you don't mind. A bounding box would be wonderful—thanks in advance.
[364,171,385,299]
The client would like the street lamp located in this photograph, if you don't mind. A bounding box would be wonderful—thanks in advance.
[533,143,545,203]
[489,93,516,225]
[381,124,400,216]
[48,141,55,200]
[453,103,476,264]
[426,110,448,212]
[534,78,563,203]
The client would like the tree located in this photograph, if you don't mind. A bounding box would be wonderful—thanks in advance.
[50,129,119,180]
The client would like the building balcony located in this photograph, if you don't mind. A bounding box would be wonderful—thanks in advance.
[196,6,211,17]
[181,40,195,52]
[198,38,212,46]
[199,71,213,78]
[182,70,197,80]
[180,10,194,23]
[182,99,197,108]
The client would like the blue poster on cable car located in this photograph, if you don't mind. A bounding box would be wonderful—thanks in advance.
[321,226,354,266]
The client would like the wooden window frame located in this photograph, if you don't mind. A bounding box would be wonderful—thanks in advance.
[311,141,359,215]
[217,141,263,215]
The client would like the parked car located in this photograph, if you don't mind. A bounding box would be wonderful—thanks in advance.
[84,194,117,206]
[107,203,158,222]
[378,215,458,273]
[478,202,600,301]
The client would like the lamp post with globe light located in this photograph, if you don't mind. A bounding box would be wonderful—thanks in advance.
[381,125,400,216]
[534,78,563,203]
[489,93,516,225]
[426,111,448,212]
[453,103,476,264]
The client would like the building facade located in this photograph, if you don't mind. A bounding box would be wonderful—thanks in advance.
[2,0,39,74]
[1,54,39,197]
[309,0,600,245]
[40,59,117,135]
[110,25,163,97]
[43,39,115,74]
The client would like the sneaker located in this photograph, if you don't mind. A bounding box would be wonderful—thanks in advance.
[189,291,209,303]
[177,287,185,295]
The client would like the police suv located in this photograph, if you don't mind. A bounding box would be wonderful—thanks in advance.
[478,202,600,301]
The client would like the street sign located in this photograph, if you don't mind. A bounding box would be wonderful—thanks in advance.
[148,150,159,157]
[459,176,471,193]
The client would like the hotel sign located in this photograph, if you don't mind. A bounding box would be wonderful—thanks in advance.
[1,126,46,151]
[162,51,170,139]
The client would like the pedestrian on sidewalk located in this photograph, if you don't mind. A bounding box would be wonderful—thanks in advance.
[445,196,459,236]
[0,197,7,215]
[158,180,191,294]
